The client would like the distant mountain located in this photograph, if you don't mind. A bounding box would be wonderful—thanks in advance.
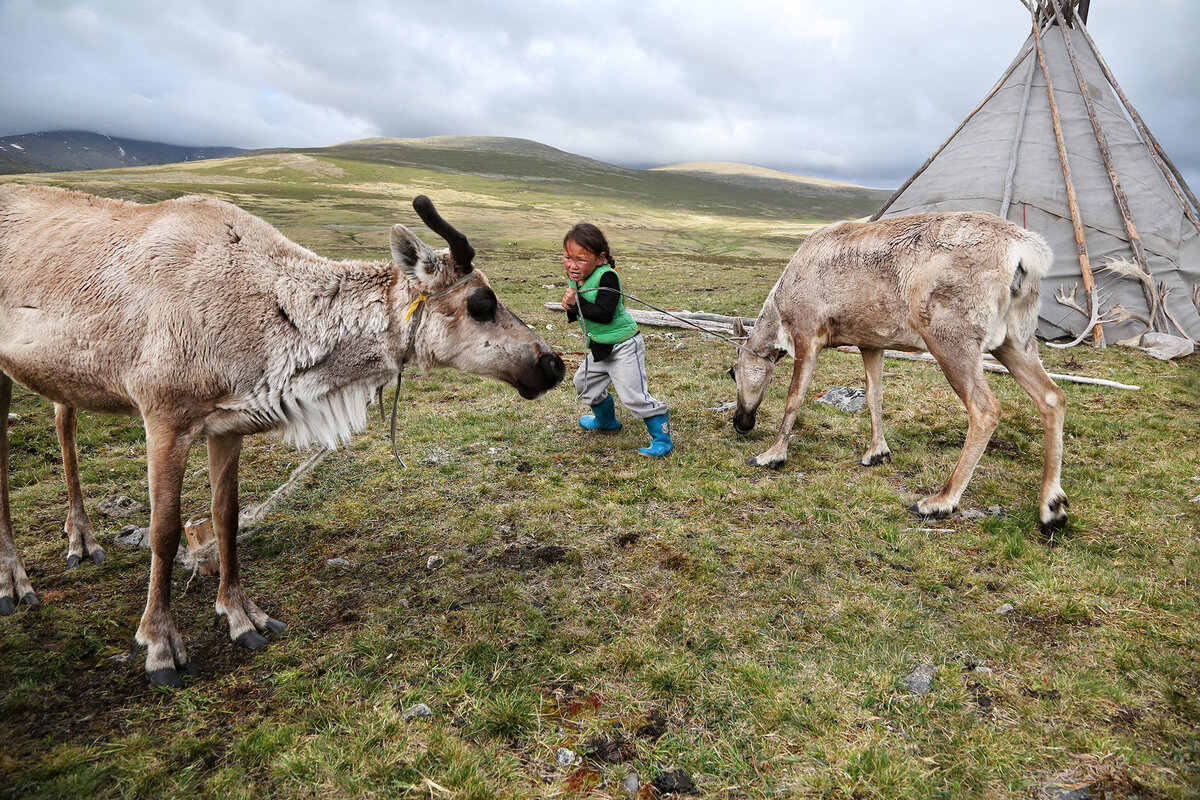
[0,131,244,174]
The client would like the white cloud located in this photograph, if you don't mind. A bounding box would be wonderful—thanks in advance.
[0,0,1195,187]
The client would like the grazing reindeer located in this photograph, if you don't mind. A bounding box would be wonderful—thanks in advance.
[0,185,565,686]
[730,211,1068,532]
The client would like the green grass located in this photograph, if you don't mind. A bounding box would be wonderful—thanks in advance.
[1,151,1198,799]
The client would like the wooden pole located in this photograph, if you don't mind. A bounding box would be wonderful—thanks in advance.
[1000,53,1039,219]
[1071,7,1200,236]
[1050,2,1166,332]
[1030,4,1105,346]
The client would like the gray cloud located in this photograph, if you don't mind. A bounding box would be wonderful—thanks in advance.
[1,0,1195,189]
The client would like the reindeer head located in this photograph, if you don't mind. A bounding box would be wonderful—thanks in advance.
[728,317,783,435]
[390,196,564,399]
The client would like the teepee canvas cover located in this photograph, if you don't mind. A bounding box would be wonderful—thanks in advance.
[874,0,1200,346]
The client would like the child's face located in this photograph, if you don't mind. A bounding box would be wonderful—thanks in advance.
[563,239,605,283]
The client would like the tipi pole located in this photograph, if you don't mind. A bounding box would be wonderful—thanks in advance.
[870,37,1041,221]
[1000,53,1038,218]
[1030,3,1105,347]
[1072,7,1200,235]
[1050,2,1166,332]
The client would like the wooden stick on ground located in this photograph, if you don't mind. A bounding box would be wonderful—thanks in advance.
[546,303,1140,390]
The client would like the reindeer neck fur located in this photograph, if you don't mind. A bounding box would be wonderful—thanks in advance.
[751,290,794,358]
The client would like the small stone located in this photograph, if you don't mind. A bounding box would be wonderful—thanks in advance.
[902,664,937,695]
[426,555,445,571]
[326,557,352,568]
[814,386,866,413]
[403,703,433,720]
[7,413,21,423]
[996,603,1015,615]
[621,772,640,797]
[114,525,148,547]
[973,666,994,675]
[555,747,577,768]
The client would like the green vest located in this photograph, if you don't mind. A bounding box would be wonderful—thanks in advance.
[571,265,638,346]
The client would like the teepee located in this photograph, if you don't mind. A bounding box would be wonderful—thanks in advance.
[873,0,1200,347]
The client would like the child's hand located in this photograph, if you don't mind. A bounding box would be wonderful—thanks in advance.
[562,288,576,308]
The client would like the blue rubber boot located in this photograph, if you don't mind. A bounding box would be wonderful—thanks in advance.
[579,395,621,432]
[637,412,674,457]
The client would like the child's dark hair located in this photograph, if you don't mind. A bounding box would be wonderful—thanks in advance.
[564,223,616,268]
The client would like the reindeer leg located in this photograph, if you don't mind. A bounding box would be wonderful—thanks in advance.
[859,347,892,466]
[55,404,105,568]
[748,343,819,470]
[0,373,40,614]
[992,339,1069,532]
[133,415,196,687]
[911,342,1000,519]
[208,433,285,649]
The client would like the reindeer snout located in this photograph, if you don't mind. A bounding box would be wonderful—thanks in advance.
[733,410,756,435]
[539,352,566,386]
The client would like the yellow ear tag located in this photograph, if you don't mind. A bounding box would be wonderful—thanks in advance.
[404,294,427,323]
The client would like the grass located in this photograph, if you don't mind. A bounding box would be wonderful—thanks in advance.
[1,149,1198,799]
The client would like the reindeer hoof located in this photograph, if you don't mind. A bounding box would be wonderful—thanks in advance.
[1039,496,1069,534]
[66,554,82,569]
[235,630,270,650]
[748,455,785,470]
[92,550,107,565]
[147,667,182,688]
[0,596,15,615]
[907,502,952,520]
[265,618,287,634]
[861,451,892,467]
[21,591,40,610]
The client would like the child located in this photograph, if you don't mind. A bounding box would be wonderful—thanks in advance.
[560,222,673,457]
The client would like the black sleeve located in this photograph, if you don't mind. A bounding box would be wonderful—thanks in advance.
[574,270,621,325]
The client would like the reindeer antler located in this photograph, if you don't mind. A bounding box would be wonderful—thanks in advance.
[1048,287,1111,349]
[412,195,475,273]
[1157,283,1200,346]
[1098,257,1163,333]
[1054,282,1089,316]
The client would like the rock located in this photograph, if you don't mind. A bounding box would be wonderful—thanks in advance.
[426,555,445,571]
[402,703,433,720]
[114,525,148,547]
[621,772,640,797]
[325,557,352,568]
[1051,789,1094,800]
[7,413,20,423]
[1138,332,1194,361]
[902,664,937,695]
[815,386,866,413]
[555,747,577,768]
[996,603,1015,615]
[708,401,736,414]
[98,495,145,518]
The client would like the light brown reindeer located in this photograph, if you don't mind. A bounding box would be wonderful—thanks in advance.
[0,185,564,686]
[730,211,1068,532]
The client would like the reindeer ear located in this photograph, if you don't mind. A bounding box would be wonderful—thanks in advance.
[732,318,746,338]
[390,224,439,285]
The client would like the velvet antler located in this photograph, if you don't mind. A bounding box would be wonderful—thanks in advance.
[412,195,475,273]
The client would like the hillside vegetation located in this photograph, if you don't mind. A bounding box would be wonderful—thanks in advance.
[0,142,1197,800]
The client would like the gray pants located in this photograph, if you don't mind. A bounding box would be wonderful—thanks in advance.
[574,333,668,420]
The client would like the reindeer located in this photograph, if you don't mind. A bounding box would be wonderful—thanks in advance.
[0,185,565,686]
[730,211,1068,532]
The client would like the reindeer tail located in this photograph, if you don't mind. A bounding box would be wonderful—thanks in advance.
[1009,229,1053,297]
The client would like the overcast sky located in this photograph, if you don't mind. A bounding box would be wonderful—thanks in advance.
[1,0,1196,189]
